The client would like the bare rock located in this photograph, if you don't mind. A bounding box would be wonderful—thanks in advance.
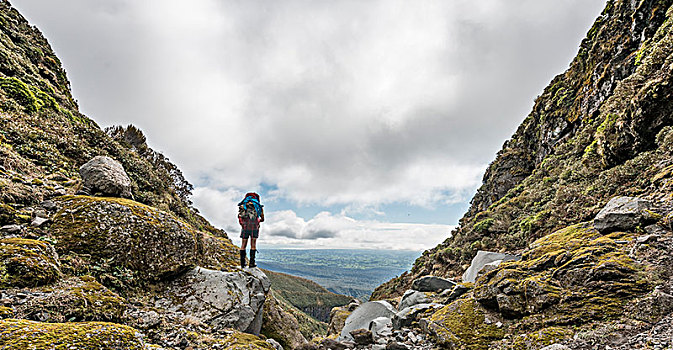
[79,156,132,198]
[339,301,396,341]
[462,251,520,283]
[411,276,456,292]
[593,196,651,233]
[156,267,269,335]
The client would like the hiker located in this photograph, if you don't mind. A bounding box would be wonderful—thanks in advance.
[238,192,264,268]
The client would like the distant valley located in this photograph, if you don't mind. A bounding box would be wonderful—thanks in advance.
[257,249,420,300]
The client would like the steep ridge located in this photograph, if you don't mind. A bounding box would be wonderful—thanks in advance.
[374,0,673,298]
[361,0,673,348]
[0,2,302,349]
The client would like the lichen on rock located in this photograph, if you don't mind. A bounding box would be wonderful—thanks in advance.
[473,223,649,323]
[50,195,200,282]
[0,318,152,349]
[0,237,60,288]
[426,297,505,349]
[11,275,126,323]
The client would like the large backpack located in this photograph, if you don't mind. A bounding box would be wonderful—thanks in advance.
[239,202,258,222]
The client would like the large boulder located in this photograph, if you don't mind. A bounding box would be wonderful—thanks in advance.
[0,238,60,288]
[339,301,396,341]
[593,196,651,233]
[462,251,520,283]
[79,156,133,198]
[155,267,270,335]
[411,276,456,292]
[50,195,200,281]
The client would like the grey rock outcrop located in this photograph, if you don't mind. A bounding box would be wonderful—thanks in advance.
[593,196,651,233]
[79,156,132,198]
[411,276,455,292]
[393,303,442,330]
[156,267,270,335]
[399,290,431,310]
[339,301,396,341]
[462,250,520,283]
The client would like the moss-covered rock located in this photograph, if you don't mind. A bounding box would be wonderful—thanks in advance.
[12,275,126,322]
[0,319,151,349]
[261,292,308,350]
[473,223,649,324]
[0,237,60,288]
[426,297,505,349]
[198,232,239,271]
[50,195,200,282]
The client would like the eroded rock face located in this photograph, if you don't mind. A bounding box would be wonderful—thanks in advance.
[155,267,270,335]
[79,156,133,198]
[462,251,521,283]
[50,195,200,281]
[593,196,651,233]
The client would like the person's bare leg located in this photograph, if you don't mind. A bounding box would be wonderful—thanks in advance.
[241,238,248,250]
[251,238,257,250]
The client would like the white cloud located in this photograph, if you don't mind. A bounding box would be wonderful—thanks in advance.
[193,187,453,250]
[13,0,607,249]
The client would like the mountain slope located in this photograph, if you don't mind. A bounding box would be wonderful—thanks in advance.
[0,2,296,349]
[367,0,673,348]
[264,269,352,323]
[373,0,673,299]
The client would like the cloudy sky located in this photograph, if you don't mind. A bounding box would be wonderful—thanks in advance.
[14,0,606,251]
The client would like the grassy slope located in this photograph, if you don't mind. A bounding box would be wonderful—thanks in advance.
[263,269,352,325]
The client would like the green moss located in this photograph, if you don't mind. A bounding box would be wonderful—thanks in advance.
[0,306,13,319]
[222,330,275,349]
[0,238,60,288]
[0,319,148,349]
[428,297,505,349]
[473,218,495,233]
[474,223,650,328]
[511,326,573,350]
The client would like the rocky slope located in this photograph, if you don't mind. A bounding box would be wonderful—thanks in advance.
[0,1,305,349]
[364,0,673,348]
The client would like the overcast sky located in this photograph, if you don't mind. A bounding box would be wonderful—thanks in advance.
[13,0,606,251]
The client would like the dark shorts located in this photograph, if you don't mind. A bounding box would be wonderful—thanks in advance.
[240,229,259,239]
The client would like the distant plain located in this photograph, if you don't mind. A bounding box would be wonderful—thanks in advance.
[257,249,421,300]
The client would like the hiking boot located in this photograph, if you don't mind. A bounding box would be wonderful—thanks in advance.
[239,249,246,269]
[249,249,257,268]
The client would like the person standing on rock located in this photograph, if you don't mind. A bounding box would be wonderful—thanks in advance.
[238,192,264,268]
